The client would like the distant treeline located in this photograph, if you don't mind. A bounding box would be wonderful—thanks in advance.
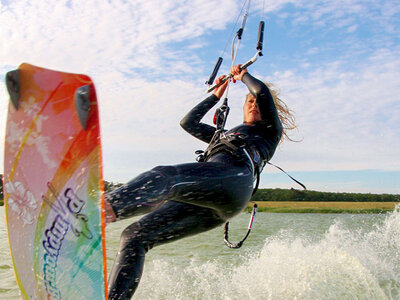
[104,180,123,192]
[252,188,399,202]
[0,174,2,206]
[0,177,398,206]
[0,178,123,206]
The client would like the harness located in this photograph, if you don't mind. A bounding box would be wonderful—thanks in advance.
[195,114,261,249]
[199,0,306,249]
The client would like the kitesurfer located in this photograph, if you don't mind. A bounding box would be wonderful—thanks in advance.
[105,64,296,299]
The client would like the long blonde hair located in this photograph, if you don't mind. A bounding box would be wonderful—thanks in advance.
[246,82,297,143]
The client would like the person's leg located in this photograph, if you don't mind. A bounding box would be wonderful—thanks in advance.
[166,161,253,219]
[108,201,224,299]
[107,155,254,299]
[106,158,253,222]
[105,166,179,221]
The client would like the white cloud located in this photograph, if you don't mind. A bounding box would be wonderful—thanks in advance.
[1,0,399,194]
[269,46,400,172]
[0,0,238,76]
[0,0,240,179]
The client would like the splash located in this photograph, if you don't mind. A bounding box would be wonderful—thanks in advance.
[137,208,400,299]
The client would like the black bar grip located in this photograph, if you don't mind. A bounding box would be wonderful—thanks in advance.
[257,21,265,51]
[237,11,248,40]
[237,28,244,40]
[205,57,223,85]
[205,51,260,93]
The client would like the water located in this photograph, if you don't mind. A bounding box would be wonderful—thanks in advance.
[1,207,399,299]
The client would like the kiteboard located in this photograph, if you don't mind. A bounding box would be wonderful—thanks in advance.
[3,63,107,299]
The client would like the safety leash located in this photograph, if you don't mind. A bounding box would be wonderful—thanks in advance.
[224,203,258,249]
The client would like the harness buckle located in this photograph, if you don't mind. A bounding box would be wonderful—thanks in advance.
[195,150,205,162]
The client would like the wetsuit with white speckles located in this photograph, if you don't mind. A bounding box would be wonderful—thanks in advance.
[107,73,282,299]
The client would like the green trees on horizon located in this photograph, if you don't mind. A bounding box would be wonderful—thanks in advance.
[0,178,123,206]
[251,188,399,202]
[0,174,2,205]
[104,180,123,193]
[0,177,398,206]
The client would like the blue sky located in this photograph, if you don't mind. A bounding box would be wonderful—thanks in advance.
[0,0,399,194]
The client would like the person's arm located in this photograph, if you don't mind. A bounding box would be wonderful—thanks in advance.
[180,94,219,143]
[242,73,282,140]
[180,75,229,143]
[231,65,283,162]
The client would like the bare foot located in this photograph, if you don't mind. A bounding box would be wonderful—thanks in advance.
[104,198,117,225]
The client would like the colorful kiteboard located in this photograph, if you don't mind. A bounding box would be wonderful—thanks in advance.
[3,63,107,299]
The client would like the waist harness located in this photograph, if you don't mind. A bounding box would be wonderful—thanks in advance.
[196,134,261,196]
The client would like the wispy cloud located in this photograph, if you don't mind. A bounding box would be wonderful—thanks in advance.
[270,46,400,172]
[0,0,240,177]
[0,0,238,77]
[1,0,399,193]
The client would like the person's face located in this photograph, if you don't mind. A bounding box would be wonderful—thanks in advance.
[243,95,261,124]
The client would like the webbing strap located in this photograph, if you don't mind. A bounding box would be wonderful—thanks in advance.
[224,203,258,249]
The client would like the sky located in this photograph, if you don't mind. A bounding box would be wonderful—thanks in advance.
[0,0,399,194]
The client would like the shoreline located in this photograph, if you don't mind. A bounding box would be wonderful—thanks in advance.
[0,201,398,214]
[247,201,399,214]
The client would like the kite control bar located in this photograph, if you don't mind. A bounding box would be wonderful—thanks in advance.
[206,49,262,93]
[205,21,265,93]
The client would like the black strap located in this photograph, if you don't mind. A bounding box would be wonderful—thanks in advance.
[252,166,260,195]
[267,161,307,190]
[223,161,305,249]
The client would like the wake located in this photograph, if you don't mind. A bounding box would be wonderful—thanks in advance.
[137,207,400,299]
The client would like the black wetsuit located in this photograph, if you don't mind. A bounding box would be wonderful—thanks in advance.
[107,73,282,299]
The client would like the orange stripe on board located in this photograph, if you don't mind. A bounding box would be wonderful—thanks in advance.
[32,115,103,298]
[99,147,108,300]
[5,81,63,300]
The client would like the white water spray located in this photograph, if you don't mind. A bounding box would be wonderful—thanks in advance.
[137,208,400,299]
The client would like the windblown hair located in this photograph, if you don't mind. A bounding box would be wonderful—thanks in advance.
[246,82,297,143]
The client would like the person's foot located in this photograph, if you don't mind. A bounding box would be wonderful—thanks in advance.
[104,198,117,225]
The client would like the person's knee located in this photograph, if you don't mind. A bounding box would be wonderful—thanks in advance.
[120,223,141,247]
[119,222,150,253]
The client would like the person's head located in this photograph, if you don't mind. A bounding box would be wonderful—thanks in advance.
[243,94,262,124]
[243,83,297,143]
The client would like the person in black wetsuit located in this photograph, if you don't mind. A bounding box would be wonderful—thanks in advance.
[105,64,294,299]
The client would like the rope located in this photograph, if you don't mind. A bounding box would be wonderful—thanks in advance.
[225,0,251,100]
[202,0,269,249]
